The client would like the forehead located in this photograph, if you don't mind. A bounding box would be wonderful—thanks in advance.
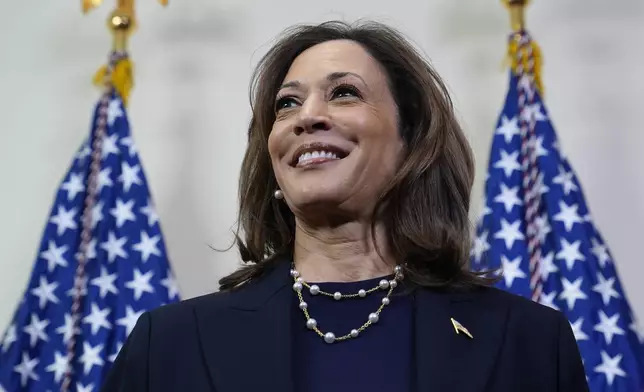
[283,39,384,83]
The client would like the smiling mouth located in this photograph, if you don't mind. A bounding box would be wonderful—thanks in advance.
[291,143,350,168]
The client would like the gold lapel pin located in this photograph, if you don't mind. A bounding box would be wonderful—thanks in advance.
[451,318,473,339]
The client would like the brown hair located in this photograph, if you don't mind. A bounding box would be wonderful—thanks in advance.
[219,20,496,291]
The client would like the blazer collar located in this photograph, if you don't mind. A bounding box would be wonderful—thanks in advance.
[195,259,296,392]
[195,260,509,392]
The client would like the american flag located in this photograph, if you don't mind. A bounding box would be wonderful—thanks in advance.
[0,53,180,391]
[471,31,644,391]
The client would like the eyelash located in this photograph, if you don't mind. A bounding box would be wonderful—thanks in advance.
[274,83,362,112]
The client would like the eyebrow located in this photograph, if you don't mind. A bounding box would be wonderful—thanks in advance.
[278,71,367,91]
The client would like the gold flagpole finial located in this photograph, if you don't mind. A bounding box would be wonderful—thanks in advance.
[500,0,543,94]
[501,0,530,33]
[82,0,168,50]
[83,0,167,104]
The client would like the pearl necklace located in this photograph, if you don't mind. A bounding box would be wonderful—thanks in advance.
[291,265,404,344]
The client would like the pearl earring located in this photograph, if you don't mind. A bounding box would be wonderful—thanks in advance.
[274,189,284,200]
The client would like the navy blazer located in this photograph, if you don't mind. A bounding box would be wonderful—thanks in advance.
[101,260,589,392]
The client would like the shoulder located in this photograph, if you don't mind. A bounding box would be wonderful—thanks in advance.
[468,285,568,335]
[143,274,278,330]
[144,288,241,327]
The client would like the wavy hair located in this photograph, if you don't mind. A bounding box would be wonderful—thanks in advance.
[219,20,496,291]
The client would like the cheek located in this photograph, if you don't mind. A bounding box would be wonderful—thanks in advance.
[267,130,278,160]
[266,129,287,186]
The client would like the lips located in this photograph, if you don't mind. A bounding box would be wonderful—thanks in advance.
[290,142,350,167]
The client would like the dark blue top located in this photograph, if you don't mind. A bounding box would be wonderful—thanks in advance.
[292,275,414,391]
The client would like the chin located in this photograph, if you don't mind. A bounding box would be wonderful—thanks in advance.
[286,187,350,217]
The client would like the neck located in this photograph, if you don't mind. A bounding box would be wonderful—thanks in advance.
[292,219,397,283]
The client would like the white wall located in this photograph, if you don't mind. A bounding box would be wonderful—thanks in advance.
[1,0,642,330]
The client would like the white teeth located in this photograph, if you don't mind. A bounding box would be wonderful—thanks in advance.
[297,150,339,165]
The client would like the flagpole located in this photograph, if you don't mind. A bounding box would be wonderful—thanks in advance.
[501,0,542,94]
[61,3,166,391]
[503,0,528,32]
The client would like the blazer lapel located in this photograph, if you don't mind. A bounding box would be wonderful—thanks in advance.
[414,287,510,392]
[195,260,295,392]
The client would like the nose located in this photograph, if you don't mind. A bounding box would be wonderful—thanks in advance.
[294,96,332,135]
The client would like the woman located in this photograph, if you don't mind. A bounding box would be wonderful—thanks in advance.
[101,20,588,391]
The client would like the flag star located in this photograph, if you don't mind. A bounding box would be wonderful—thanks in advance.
[101,133,120,159]
[556,238,586,270]
[30,276,60,309]
[496,115,521,143]
[161,273,180,300]
[79,341,105,374]
[117,306,144,335]
[133,231,162,262]
[119,162,142,192]
[556,238,585,270]
[569,318,589,341]
[100,231,128,263]
[13,352,40,387]
[494,219,525,250]
[46,351,71,383]
[109,342,123,362]
[520,102,547,123]
[493,149,521,178]
[501,255,526,288]
[91,200,104,229]
[76,143,91,162]
[126,268,156,300]
[594,310,625,345]
[107,98,124,126]
[591,238,611,268]
[120,135,138,156]
[56,313,80,344]
[493,183,522,213]
[552,165,578,195]
[91,266,119,298]
[539,291,559,310]
[23,313,50,347]
[471,230,490,264]
[61,172,85,201]
[553,201,583,232]
[49,205,78,236]
[98,167,114,191]
[1,324,17,353]
[592,272,620,306]
[110,198,137,228]
[83,303,112,335]
[77,383,95,392]
[140,200,160,227]
[537,251,558,281]
[559,277,588,310]
[593,351,626,386]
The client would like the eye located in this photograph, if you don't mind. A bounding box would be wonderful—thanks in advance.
[331,84,361,99]
[275,96,299,112]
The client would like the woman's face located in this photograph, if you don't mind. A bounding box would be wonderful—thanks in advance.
[268,39,404,220]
